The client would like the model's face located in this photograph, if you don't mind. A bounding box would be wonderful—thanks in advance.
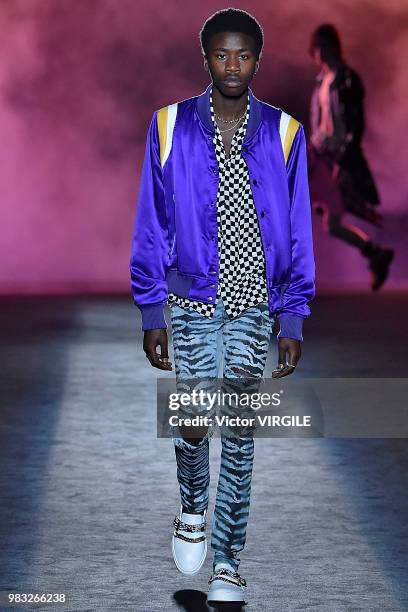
[312,47,322,68]
[204,31,259,96]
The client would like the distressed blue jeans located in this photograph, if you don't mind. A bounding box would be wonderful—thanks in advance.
[169,297,275,571]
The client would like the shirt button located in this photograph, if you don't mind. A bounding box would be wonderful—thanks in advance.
[208,297,213,301]
[211,270,216,275]
[211,284,216,288]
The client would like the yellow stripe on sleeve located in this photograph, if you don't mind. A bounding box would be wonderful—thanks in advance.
[283,117,300,164]
[156,106,168,167]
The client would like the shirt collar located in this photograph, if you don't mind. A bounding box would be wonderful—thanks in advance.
[209,85,249,148]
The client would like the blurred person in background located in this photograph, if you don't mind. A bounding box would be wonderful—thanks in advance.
[308,23,394,290]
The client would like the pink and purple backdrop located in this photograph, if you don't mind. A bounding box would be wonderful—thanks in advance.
[1,0,407,294]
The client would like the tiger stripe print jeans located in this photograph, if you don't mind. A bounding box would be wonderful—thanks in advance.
[169,297,275,571]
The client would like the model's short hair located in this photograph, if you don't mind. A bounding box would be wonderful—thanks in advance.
[309,23,343,64]
[199,8,264,60]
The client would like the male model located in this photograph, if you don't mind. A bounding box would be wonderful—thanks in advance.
[130,9,315,604]
[308,23,394,290]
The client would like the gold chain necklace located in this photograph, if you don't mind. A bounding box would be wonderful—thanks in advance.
[214,110,246,124]
[216,114,246,133]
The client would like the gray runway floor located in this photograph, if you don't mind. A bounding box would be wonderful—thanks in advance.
[0,294,407,611]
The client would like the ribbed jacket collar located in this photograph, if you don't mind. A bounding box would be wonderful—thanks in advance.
[196,82,262,143]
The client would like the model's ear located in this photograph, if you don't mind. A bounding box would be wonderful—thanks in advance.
[203,55,208,71]
[255,51,262,72]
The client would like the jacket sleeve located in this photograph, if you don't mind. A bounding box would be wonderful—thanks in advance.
[130,110,169,331]
[277,124,316,342]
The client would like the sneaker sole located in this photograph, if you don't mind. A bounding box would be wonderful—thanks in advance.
[171,535,207,576]
[207,587,247,603]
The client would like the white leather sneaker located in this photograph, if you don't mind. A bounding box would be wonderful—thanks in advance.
[207,562,247,603]
[172,505,207,576]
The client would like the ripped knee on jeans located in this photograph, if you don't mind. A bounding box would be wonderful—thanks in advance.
[180,423,208,446]
[173,434,208,449]
[172,423,213,449]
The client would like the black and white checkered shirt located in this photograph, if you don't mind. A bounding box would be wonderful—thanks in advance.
[168,86,268,319]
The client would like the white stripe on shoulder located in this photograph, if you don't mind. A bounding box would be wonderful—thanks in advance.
[279,110,291,151]
[162,102,178,168]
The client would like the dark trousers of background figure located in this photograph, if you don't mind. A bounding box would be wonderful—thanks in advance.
[170,297,274,572]
[308,150,380,249]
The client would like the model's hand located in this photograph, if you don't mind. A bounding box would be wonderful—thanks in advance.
[272,338,301,378]
[143,329,173,370]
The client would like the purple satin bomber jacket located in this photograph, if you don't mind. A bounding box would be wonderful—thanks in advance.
[130,83,316,341]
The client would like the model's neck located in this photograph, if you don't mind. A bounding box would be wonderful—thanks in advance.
[321,63,333,75]
[321,58,343,74]
[211,83,248,120]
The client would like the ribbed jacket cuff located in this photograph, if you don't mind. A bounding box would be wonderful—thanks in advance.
[139,304,167,331]
[277,314,304,341]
